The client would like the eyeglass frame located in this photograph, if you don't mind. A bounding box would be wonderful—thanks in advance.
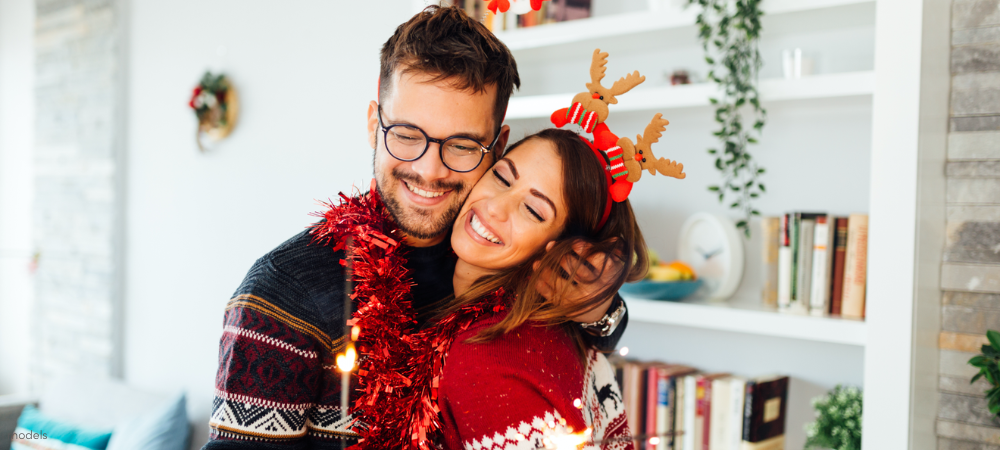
[376,104,504,173]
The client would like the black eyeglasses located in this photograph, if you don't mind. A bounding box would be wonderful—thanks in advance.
[377,104,502,173]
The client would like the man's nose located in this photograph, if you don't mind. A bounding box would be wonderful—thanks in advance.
[409,142,451,182]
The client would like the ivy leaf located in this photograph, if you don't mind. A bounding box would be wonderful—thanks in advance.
[745,180,754,188]
[706,56,715,64]
[750,193,759,198]
[736,220,748,228]
[757,167,766,174]
[718,193,724,203]
[709,97,719,104]
[730,202,741,209]
[751,209,761,215]
[715,158,724,170]
[708,186,720,192]
[747,137,758,144]
[758,183,766,192]
[754,120,765,129]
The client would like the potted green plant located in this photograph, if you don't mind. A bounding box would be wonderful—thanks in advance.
[804,385,862,450]
[968,330,1000,416]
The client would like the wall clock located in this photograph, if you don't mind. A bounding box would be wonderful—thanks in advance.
[677,213,745,301]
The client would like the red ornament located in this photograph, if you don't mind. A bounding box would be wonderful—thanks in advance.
[310,183,507,450]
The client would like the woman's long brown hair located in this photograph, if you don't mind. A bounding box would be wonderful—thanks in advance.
[434,128,649,355]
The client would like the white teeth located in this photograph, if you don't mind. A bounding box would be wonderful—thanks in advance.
[470,213,502,244]
[405,181,445,198]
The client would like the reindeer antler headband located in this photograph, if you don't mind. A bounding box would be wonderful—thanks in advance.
[551,49,687,229]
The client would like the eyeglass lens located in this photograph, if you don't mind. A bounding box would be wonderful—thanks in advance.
[384,125,485,172]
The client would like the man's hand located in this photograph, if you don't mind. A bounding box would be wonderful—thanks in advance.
[532,240,625,323]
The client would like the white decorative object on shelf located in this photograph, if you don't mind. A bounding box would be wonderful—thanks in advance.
[677,213,744,301]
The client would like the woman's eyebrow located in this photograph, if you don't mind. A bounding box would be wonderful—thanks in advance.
[502,159,519,180]
[530,188,557,218]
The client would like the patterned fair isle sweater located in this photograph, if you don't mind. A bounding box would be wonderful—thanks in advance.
[205,223,629,449]
[440,313,634,450]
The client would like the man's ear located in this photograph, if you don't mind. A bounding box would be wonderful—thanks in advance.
[367,100,379,150]
[494,124,512,160]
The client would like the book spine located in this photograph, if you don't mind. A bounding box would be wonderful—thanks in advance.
[658,376,675,450]
[728,379,745,450]
[700,378,712,450]
[741,381,755,442]
[841,214,869,319]
[790,213,800,304]
[684,376,697,450]
[761,217,780,307]
[675,377,686,450]
[796,218,815,312]
[647,368,660,450]
[777,214,792,309]
[809,216,833,316]
[709,379,729,450]
[829,217,849,315]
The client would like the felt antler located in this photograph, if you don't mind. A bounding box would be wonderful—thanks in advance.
[586,49,609,93]
[607,71,645,104]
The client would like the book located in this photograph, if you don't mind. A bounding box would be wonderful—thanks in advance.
[728,378,747,450]
[742,375,789,443]
[740,435,785,450]
[795,214,817,312]
[760,217,780,307]
[789,213,800,304]
[683,375,698,450]
[654,366,696,450]
[709,377,731,450]
[697,374,728,450]
[841,214,869,319]
[829,217,849,315]
[674,375,687,450]
[777,214,793,309]
[623,362,650,439]
[809,215,835,316]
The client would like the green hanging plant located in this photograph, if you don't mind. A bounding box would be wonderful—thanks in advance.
[687,0,767,237]
[968,330,1000,417]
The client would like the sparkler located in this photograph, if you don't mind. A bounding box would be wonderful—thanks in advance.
[336,237,358,450]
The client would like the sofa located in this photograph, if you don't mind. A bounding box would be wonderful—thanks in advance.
[0,375,189,450]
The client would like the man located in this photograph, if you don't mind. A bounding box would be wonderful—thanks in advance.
[205,6,629,449]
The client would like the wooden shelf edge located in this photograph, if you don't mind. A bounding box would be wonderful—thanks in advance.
[623,296,868,347]
[495,0,875,51]
[506,71,875,120]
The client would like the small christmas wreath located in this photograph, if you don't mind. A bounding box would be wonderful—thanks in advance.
[189,71,238,152]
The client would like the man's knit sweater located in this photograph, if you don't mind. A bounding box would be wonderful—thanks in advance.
[204,226,629,449]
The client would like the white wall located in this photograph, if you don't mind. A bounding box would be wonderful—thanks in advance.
[125,1,412,447]
[0,0,36,396]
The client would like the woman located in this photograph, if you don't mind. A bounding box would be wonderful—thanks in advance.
[326,129,648,450]
[438,128,646,450]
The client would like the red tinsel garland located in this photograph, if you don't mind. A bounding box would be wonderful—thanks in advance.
[310,181,506,450]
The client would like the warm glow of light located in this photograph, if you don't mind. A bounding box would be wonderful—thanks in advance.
[649,437,661,445]
[336,344,357,372]
[619,347,629,356]
[549,431,589,449]
[573,398,582,409]
[351,325,361,341]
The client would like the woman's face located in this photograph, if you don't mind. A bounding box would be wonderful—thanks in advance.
[451,139,568,271]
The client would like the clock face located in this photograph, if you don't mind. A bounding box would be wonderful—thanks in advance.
[677,213,745,300]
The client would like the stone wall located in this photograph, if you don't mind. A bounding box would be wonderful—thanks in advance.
[31,0,123,387]
[938,0,1000,447]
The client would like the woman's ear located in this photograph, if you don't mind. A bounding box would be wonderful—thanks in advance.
[367,100,379,150]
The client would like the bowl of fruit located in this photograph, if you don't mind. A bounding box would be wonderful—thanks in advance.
[619,252,702,301]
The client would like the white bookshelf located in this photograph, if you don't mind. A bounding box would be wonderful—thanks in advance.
[497,1,948,449]
[623,297,868,346]
[506,71,874,119]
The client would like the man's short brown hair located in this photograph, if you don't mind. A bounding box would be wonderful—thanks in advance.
[379,5,520,131]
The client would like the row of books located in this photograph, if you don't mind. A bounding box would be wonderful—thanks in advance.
[760,213,869,318]
[613,358,789,450]
[451,0,592,32]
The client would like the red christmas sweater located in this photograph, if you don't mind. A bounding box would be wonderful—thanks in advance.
[439,312,633,450]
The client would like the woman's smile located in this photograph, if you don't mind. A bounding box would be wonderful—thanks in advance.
[467,208,504,245]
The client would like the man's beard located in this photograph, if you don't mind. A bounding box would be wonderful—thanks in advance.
[376,166,468,240]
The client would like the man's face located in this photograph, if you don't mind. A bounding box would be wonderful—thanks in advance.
[367,69,510,244]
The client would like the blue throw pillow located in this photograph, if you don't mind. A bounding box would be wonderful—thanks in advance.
[11,405,113,450]
[105,393,190,450]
